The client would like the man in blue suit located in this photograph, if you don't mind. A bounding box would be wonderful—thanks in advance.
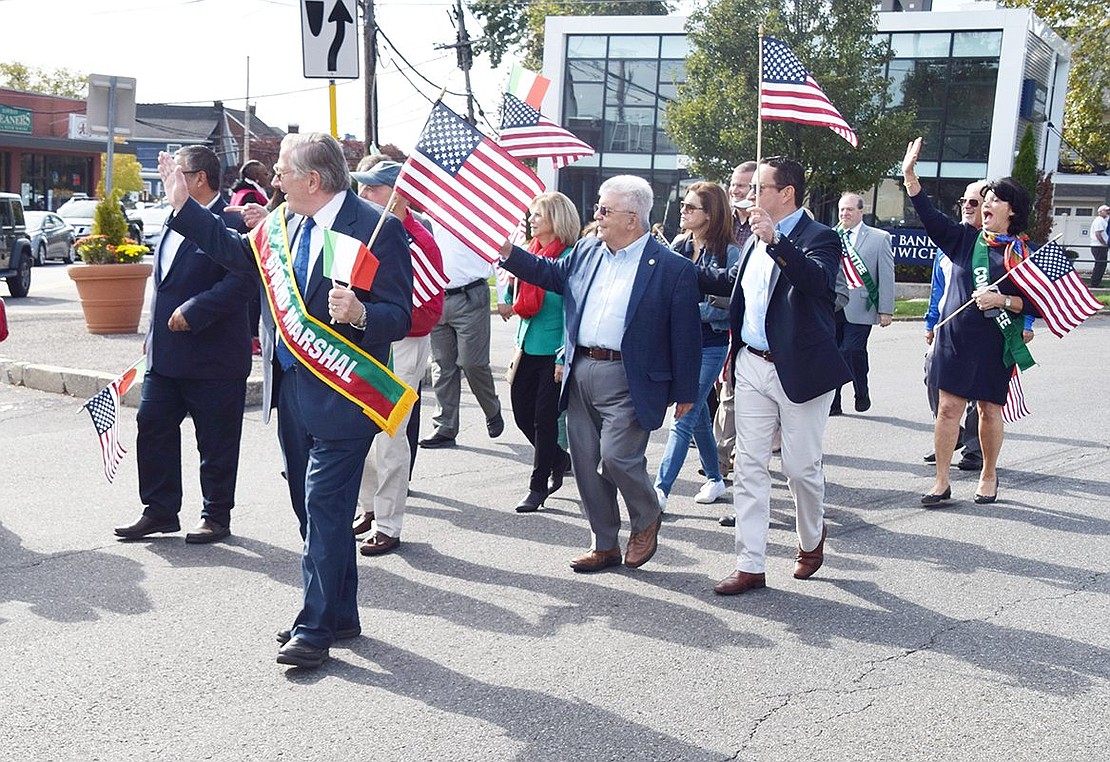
[159,133,412,669]
[115,145,256,545]
[499,175,701,573]
[699,156,851,596]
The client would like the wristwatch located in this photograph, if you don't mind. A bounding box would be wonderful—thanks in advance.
[769,230,782,247]
[1004,296,1012,310]
[351,304,368,330]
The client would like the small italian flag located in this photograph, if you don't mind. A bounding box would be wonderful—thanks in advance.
[506,64,551,110]
[322,228,379,290]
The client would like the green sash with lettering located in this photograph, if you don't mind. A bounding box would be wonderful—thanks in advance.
[837,225,879,310]
[249,205,417,436]
[971,234,1034,372]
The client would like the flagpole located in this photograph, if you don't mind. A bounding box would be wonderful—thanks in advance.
[932,235,1059,331]
[755,27,765,212]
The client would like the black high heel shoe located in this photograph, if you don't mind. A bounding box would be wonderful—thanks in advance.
[921,486,952,506]
[974,477,999,504]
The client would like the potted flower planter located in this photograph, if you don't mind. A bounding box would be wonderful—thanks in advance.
[68,262,152,334]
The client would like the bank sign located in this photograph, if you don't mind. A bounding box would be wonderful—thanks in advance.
[888,228,937,265]
[0,104,33,134]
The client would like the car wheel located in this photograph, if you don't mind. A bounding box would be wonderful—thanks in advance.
[63,240,76,264]
[35,243,47,266]
[6,255,31,297]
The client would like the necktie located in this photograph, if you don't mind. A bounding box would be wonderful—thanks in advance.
[276,217,316,370]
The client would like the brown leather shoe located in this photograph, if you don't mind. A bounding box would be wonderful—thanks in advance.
[793,523,827,579]
[624,513,662,568]
[569,548,622,573]
[713,570,767,595]
[359,531,400,556]
[352,511,375,536]
[184,518,230,544]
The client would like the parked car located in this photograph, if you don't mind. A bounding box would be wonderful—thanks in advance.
[24,211,77,265]
[134,201,172,249]
[57,198,144,245]
[0,193,33,297]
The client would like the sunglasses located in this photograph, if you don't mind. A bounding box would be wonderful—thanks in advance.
[594,204,636,218]
[680,202,704,212]
[957,198,981,208]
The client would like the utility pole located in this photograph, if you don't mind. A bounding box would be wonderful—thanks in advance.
[436,0,476,124]
[243,56,251,163]
[362,0,379,150]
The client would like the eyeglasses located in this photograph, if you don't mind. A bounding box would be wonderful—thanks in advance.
[748,183,782,194]
[594,204,636,217]
[680,202,704,212]
[272,165,298,181]
[957,198,981,208]
[181,169,202,176]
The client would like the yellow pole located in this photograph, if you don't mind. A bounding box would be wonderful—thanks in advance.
[329,79,338,138]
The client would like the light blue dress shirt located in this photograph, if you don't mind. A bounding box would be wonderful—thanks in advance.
[576,232,651,350]
[739,207,806,352]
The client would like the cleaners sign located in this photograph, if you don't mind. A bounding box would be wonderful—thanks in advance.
[0,104,32,134]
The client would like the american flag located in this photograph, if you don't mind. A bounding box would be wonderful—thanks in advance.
[82,358,145,483]
[1008,241,1102,338]
[760,36,858,148]
[1001,367,1030,423]
[396,102,544,264]
[410,236,448,309]
[498,93,595,169]
[838,231,865,289]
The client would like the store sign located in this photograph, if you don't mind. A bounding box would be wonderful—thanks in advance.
[0,104,33,134]
[68,113,97,140]
[887,228,937,264]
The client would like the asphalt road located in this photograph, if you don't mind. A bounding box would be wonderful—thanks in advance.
[1,278,1108,760]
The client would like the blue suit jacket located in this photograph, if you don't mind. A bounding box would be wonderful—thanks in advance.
[169,190,413,439]
[502,235,702,431]
[700,214,851,403]
[146,195,256,379]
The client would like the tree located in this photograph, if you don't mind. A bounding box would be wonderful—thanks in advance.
[1000,1,1110,172]
[96,154,144,197]
[1012,124,1039,196]
[666,0,915,215]
[469,1,670,70]
[0,62,87,98]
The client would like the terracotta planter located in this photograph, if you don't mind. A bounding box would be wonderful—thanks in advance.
[67,262,153,335]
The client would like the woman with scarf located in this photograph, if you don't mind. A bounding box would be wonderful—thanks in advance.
[506,192,580,513]
[654,181,740,510]
[903,137,1039,506]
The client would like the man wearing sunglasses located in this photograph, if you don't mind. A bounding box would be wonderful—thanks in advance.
[498,175,702,573]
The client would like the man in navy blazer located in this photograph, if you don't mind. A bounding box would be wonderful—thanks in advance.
[500,175,701,573]
[699,156,851,596]
[159,133,412,669]
[115,145,256,545]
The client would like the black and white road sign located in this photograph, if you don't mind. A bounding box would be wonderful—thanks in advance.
[301,0,360,79]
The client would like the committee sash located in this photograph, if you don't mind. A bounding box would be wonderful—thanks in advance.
[971,235,1034,373]
[249,206,417,436]
[837,226,879,310]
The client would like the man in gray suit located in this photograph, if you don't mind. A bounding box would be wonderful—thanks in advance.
[831,192,895,415]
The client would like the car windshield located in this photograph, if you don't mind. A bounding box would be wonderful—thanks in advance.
[24,211,48,227]
[58,200,100,218]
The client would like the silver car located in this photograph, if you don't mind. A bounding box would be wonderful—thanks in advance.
[24,211,77,265]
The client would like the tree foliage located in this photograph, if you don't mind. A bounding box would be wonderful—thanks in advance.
[1000,0,1110,172]
[96,154,144,197]
[0,62,87,98]
[666,0,915,212]
[469,1,670,70]
[1012,124,1039,196]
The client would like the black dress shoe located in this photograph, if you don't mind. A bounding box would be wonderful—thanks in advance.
[418,433,456,449]
[957,454,984,471]
[920,486,952,506]
[114,515,180,540]
[185,518,230,544]
[547,450,570,495]
[276,637,329,669]
[276,625,361,645]
[923,452,936,463]
[718,514,736,527]
[487,411,505,438]
[515,489,546,513]
[854,395,871,412]
[974,477,999,504]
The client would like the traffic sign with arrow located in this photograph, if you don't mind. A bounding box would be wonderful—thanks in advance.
[301,0,360,79]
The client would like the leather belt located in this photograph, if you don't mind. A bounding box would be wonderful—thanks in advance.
[745,345,774,362]
[445,278,487,297]
[577,346,622,361]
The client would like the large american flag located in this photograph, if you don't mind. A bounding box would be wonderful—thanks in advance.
[410,236,448,309]
[82,358,145,483]
[1008,241,1102,338]
[760,36,858,148]
[497,93,595,169]
[1001,367,1030,423]
[396,102,544,263]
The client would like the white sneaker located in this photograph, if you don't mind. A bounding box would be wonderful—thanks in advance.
[695,479,728,504]
[655,486,668,512]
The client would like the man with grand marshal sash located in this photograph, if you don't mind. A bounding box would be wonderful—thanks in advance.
[158,133,414,670]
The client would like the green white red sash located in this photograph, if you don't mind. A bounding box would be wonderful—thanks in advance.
[249,205,417,436]
[836,225,879,310]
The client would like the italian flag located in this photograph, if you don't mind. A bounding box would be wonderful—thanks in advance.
[322,228,379,290]
[507,64,551,110]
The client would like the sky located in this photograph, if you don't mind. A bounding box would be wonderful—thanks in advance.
[0,0,533,150]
